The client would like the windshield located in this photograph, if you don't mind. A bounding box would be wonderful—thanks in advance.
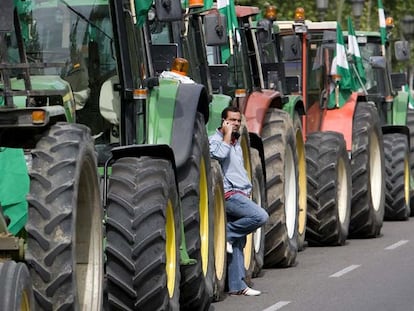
[10,1,115,82]
[359,42,382,94]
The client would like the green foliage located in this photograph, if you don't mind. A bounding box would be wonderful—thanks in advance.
[235,0,414,70]
[235,0,414,35]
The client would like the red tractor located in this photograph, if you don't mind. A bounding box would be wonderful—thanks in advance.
[277,11,385,245]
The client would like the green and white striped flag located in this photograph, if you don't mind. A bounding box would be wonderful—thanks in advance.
[328,23,355,109]
[204,0,213,9]
[378,0,387,55]
[136,0,153,26]
[347,17,366,88]
[217,0,238,62]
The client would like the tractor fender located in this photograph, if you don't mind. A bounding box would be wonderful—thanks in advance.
[392,91,409,125]
[171,83,210,169]
[382,125,410,149]
[110,144,177,168]
[244,89,281,135]
[207,94,232,136]
[283,94,306,119]
[320,93,358,151]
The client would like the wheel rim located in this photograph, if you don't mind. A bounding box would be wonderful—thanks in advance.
[214,178,226,282]
[405,156,410,206]
[252,173,263,254]
[296,129,307,237]
[241,128,253,269]
[337,157,348,223]
[244,234,253,270]
[76,156,103,310]
[166,199,177,298]
[199,157,209,275]
[20,290,31,311]
[241,134,252,180]
[369,132,382,211]
[285,145,297,239]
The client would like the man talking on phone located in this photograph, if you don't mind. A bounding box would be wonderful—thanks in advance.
[209,106,268,296]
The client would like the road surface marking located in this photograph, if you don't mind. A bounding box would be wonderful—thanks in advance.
[262,301,291,311]
[329,264,361,278]
[385,240,409,250]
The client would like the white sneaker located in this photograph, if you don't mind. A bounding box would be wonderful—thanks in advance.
[226,242,233,254]
[242,287,261,296]
[229,287,261,296]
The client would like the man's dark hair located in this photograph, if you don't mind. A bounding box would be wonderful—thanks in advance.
[221,106,241,119]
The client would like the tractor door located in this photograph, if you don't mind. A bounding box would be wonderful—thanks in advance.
[305,31,335,134]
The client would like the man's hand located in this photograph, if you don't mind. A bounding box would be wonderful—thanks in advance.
[222,120,233,134]
[222,120,233,143]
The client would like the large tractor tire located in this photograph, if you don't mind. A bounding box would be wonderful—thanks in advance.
[105,157,181,310]
[210,159,227,302]
[305,131,351,246]
[293,113,307,251]
[0,261,35,311]
[383,133,410,220]
[178,112,214,311]
[250,148,267,277]
[262,109,298,267]
[25,123,103,310]
[405,108,414,215]
[349,103,385,238]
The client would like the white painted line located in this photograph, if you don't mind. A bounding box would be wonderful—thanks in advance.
[385,240,409,250]
[262,301,291,311]
[329,264,361,278]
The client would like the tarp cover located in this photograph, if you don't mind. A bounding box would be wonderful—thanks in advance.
[0,148,29,235]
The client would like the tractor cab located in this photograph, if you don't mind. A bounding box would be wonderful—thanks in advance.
[1,0,117,147]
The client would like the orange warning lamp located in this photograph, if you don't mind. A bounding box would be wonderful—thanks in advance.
[133,88,148,100]
[294,7,305,23]
[235,89,247,98]
[264,6,277,22]
[189,0,204,9]
[386,16,394,31]
[171,58,190,76]
[32,110,46,124]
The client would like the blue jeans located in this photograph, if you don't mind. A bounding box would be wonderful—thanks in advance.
[226,193,268,292]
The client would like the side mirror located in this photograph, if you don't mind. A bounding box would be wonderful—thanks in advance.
[369,56,386,69]
[256,19,272,44]
[282,35,301,61]
[394,40,410,62]
[204,13,228,46]
[0,0,14,32]
[209,64,229,93]
[154,0,182,22]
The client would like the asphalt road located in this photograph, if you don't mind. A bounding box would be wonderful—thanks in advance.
[210,218,414,311]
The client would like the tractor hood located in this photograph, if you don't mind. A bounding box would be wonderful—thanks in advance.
[0,75,73,107]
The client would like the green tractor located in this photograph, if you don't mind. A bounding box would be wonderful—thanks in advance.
[0,0,103,310]
[0,0,228,309]
[147,1,268,295]
[145,1,233,305]
[344,30,412,220]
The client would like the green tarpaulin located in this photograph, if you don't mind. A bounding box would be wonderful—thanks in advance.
[0,148,29,235]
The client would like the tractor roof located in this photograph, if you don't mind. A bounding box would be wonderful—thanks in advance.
[276,20,337,32]
[235,6,260,18]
